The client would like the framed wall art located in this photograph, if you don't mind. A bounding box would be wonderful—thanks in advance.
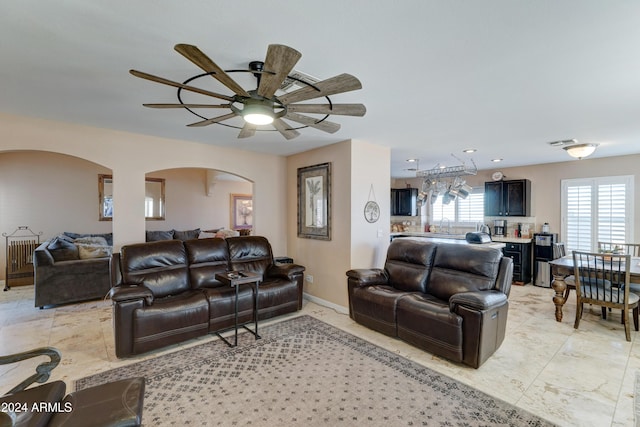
[297,162,331,240]
[230,193,253,230]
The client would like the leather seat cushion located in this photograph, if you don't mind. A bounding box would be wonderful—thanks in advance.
[397,293,463,362]
[0,380,66,427]
[121,240,190,298]
[204,286,255,332]
[384,240,437,293]
[428,244,502,301]
[350,285,406,337]
[227,236,272,275]
[184,239,229,289]
[133,291,209,354]
[48,377,145,427]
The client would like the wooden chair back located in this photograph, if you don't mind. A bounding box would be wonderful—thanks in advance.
[572,250,638,341]
[598,242,640,256]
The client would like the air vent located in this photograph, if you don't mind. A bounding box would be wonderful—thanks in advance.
[280,70,320,92]
[548,139,577,147]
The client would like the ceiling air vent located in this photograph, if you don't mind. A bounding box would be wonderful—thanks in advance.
[279,70,320,92]
[548,139,577,147]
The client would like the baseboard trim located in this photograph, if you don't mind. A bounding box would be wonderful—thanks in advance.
[303,293,349,315]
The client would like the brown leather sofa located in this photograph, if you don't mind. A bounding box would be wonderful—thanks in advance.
[346,239,513,368]
[110,236,304,358]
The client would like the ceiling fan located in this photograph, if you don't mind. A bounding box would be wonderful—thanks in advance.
[130,44,367,140]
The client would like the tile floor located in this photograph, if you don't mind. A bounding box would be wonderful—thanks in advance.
[1,283,639,426]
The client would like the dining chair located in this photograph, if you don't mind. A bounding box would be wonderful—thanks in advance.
[553,242,576,301]
[572,250,639,341]
[598,242,640,256]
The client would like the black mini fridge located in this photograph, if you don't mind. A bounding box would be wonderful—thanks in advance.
[533,233,558,287]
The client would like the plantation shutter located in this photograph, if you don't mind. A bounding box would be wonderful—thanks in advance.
[561,176,633,253]
[565,184,592,252]
[457,190,484,223]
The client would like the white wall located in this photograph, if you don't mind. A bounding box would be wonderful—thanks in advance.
[350,140,391,269]
[287,139,391,309]
[0,113,287,256]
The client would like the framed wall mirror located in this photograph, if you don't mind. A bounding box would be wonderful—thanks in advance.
[99,174,166,221]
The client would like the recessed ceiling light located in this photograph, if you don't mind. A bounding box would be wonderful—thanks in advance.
[463,148,477,153]
[491,158,503,162]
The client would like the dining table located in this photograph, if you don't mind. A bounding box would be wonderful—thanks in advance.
[549,255,640,322]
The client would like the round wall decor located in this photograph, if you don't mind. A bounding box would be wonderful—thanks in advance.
[364,200,380,223]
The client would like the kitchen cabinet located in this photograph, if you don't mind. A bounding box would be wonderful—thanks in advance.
[502,241,532,284]
[484,179,531,216]
[391,188,418,216]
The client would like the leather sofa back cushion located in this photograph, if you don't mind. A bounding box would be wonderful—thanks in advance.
[121,240,190,298]
[184,238,229,288]
[226,236,272,274]
[428,244,502,301]
[385,240,437,293]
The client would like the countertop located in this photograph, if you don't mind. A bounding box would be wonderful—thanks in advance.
[391,233,506,249]
[491,236,533,244]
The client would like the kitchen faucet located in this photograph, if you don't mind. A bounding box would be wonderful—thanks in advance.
[440,218,451,234]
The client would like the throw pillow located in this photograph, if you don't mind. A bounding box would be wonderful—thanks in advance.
[74,236,109,246]
[173,228,201,241]
[146,230,174,242]
[198,231,218,239]
[47,236,79,261]
[215,229,240,239]
[64,232,113,246]
[77,244,112,259]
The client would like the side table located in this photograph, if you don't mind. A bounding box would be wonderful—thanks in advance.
[214,271,262,347]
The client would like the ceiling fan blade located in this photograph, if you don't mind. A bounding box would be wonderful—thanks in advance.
[257,44,302,99]
[143,103,231,109]
[238,122,257,138]
[285,103,366,116]
[272,118,300,140]
[278,73,362,105]
[174,44,251,97]
[284,112,341,134]
[130,70,234,102]
[186,112,237,127]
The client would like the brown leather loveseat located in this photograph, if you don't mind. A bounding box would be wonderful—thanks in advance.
[110,236,304,358]
[346,239,513,368]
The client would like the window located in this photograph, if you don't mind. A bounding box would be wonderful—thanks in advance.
[561,175,634,252]
[431,187,484,225]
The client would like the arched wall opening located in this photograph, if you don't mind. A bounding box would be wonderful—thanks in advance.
[0,150,113,281]
[144,167,254,236]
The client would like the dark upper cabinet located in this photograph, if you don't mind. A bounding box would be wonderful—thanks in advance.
[484,179,531,216]
[391,188,418,216]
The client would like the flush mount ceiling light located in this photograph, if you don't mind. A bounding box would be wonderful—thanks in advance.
[563,143,598,159]
[130,44,366,140]
[549,139,598,159]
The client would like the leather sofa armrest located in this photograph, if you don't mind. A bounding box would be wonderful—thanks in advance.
[110,285,154,305]
[449,290,507,312]
[110,252,123,287]
[346,268,388,286]
[267,263,305,279]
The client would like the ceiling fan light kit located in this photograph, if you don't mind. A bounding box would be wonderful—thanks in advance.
[130,43,366,140]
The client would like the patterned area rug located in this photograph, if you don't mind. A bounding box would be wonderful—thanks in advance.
[76,315,553,426]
